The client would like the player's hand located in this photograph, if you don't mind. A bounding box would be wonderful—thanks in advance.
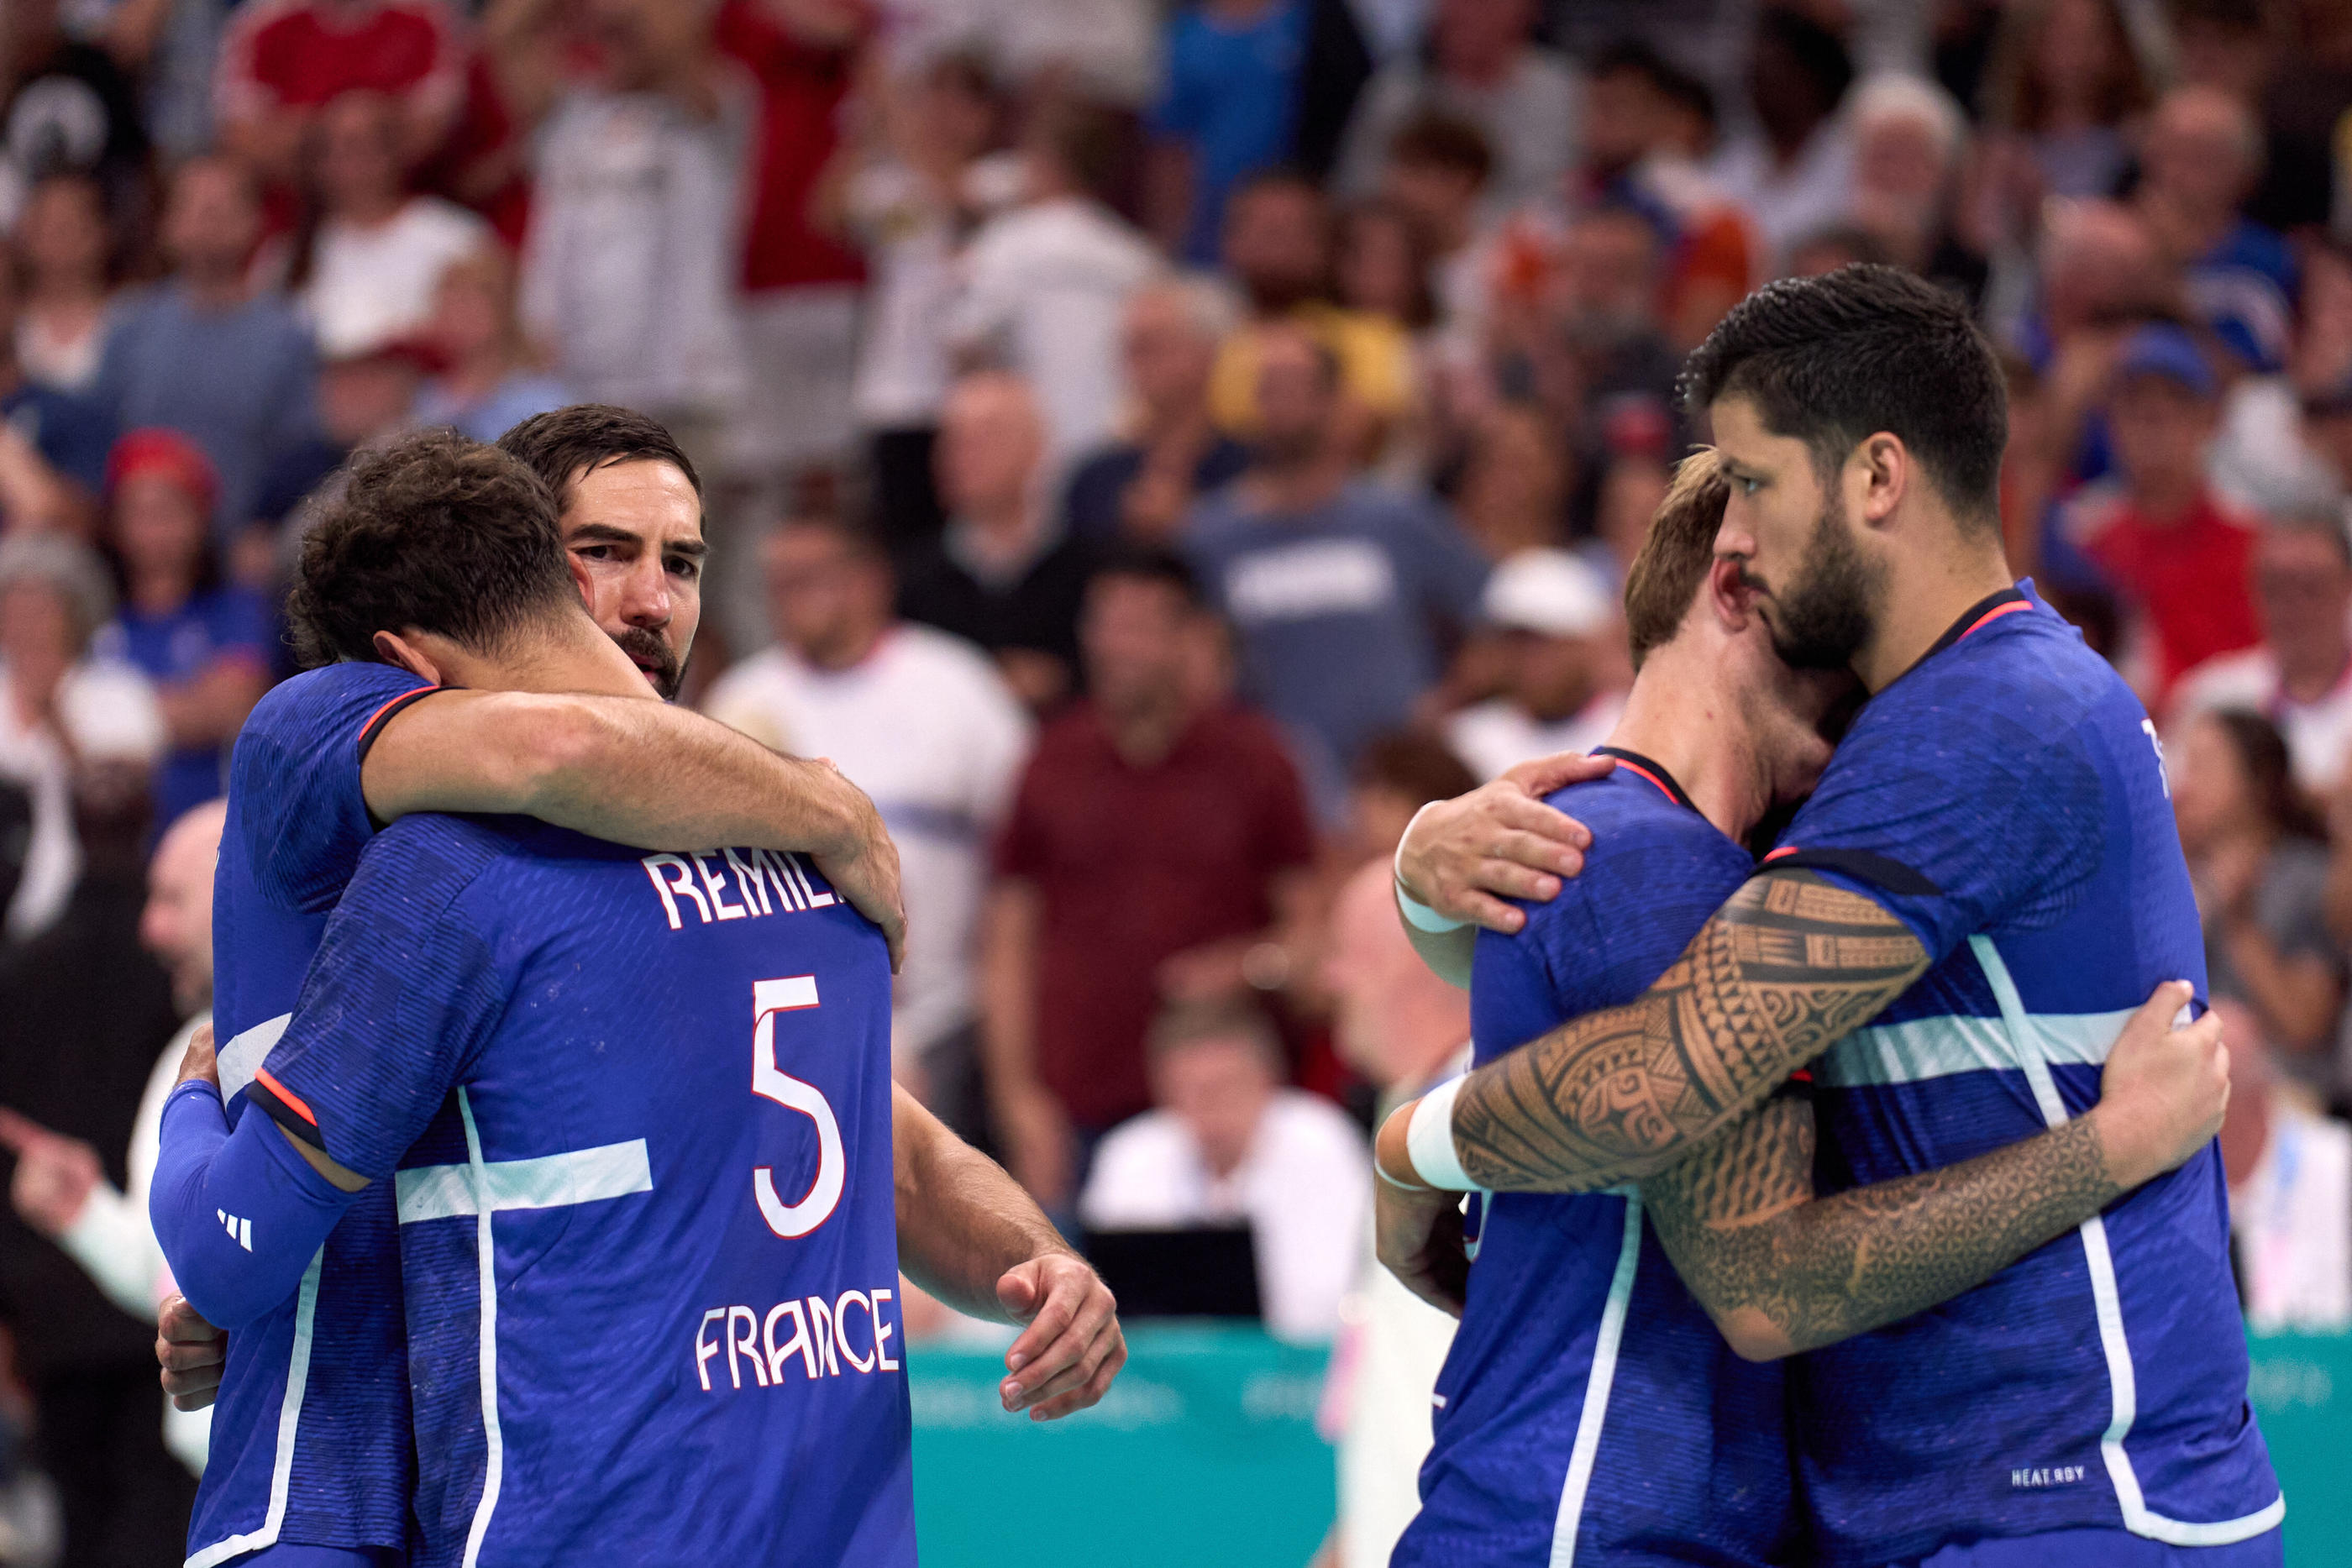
[175,1021,219,1091]
[995,1251,1125,1421]
[1396,753,1610,934]
[158,1293,228,1411]
[2091,980,2230,1190]
[995,1080,1074,1209]
[811,782,908,975]
[0,1109,101,1239]
[1375,1177,1469,1318]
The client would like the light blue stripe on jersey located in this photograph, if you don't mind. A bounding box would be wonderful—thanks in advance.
[1548,1193,1642,1567]
[1816,1006,2139,1088]
[395,1140,652,1223]
[1971,939,2285,1547]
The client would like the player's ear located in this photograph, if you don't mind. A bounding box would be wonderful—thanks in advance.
[1856,433,1906,527]
[372,630,443,685]
[1707,555,1755,632]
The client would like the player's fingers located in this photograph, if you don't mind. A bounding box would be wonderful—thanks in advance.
[1029,1333,1126,1421]
[1002,1272,1081,1372]
[159,1330,226,1370]
[1468,857,1562,905]
[1006,1286,1114,1407]
[1011,1318,1117,1408]
[1502,751,1613,802]
[168,1385,218,1413]
[1445,888,1529,935]
[1483,791,1595,851]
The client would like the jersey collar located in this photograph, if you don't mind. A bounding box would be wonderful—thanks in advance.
[1593,745,1698,814]
[1915,585,2030,668]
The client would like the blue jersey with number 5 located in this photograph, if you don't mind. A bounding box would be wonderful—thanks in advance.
[246,813,911,1568]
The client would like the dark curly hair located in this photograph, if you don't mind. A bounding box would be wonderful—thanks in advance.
[286,429,575,669]
[497,402,701,506]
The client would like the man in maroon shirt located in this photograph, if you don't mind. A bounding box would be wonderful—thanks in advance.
[213,0,465,188]
[2060,322,2263,706]
[982,548,1319,1208]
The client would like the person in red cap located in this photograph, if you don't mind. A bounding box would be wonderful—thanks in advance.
[90,430,274,831]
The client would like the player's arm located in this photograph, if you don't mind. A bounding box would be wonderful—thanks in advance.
[362,690,907,968]
[891,1086,1125,1421]
[1391,752,1612,989]
[1644,981,2229,1360]
[1377,868,1929,1194]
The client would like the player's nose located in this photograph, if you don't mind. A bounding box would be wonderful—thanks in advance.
[621,560,673,626]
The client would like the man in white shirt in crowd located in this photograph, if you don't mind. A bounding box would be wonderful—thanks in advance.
[0,800,226,1477]
[1079,999,1368,1341]
[1317,857,1467,1568]
[2172,507,2352,795]
[702,509,1030,1127]
[0,536,164,941]
[2213,997,2352,1331]
[948,98,1161,463]
[1444,548,1625,782]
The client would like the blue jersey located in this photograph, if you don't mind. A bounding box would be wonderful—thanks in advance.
[1769,587,2281,1562]
[199,662,436,1564]
[1398,752,1798,1568]
[248,815,913,1568]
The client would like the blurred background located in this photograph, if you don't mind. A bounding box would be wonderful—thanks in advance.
[1,0,2351,1563]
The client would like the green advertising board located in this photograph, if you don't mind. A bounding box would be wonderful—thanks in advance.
[909,1327,2352,1567]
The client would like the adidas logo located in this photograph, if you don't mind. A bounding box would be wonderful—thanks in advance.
[216,1209,251,1252]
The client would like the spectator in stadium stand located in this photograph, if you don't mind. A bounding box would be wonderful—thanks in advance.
[0,536,163,943]
[702,511,1031,1139]
[1078,998,1368,1340]
[1452,404,1567,563]
[897,371,1100,712]
[211,0,466,191]
[1375,113,1495,343]
[0,559,186,1566]
[2132,84,2297,375]
[2172,708,2345,1078]
[517,0,749,466]
[1063,278,1249,548]
[0,0,151,223]
[828,53,1002,551]
[714,0,870,484]
[1333,0,1579,221]
[1207,171,1412,443]
[1185,323,1488,815]
[13,174,119,396]
[0,242,113,522]
[2213,995,2352,1331]
[1840,75,1987,309]
[980,548,1318,1209]
[1443,548,1624,783]
[0,801,229,1481]
[407,249,571,443]
[2050,322,2262,705]
[87,432,270,831]
[944,97,1161,464]
[2171,509,2352,796]
[282,90,492,363]
[1977,0,2151,229]
[1332,200,1440,345]
[1142,0,1310,266]
[1706,5,1856,265]
[1317,857,1465,1568]
[1546,207,1683,467]
[90,155,320,547]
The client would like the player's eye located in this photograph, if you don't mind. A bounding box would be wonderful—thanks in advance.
[1738,476,1762,496]
[669,558,701,582]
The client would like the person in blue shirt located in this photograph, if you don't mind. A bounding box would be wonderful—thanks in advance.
[147,430,1121,1566]
[1381,267,2284,1565]
[89,428,274,829]
[1147,0,1310,265]
[1387,448,2229,1568]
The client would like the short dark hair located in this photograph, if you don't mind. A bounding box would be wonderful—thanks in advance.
[497,403,701,509]
[1387,111,1494,186]
[286,430,576,669]
[1089,545,1202,609]
[1680,265,2008,530]
[1624,448,1730,669]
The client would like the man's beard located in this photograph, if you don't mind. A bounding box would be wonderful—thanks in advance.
[1760,492,1885,672]
[616,626,684,700]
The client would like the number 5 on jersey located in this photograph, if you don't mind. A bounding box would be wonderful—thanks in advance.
[753,976,844,1238]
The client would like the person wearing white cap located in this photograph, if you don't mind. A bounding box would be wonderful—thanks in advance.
[1445,548,1626,781]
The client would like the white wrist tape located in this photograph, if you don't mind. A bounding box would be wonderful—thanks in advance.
[1394,802,1467,934]
[1405,1077,1475,1191]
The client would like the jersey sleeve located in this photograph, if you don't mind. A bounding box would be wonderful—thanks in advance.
[245,826,509,1182]
[1763,698,2108,967]
[230,663,438,913]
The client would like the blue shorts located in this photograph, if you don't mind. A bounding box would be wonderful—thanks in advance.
[1908,1527,2284,1568]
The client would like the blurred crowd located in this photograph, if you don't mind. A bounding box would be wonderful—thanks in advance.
[7,0,2352,1561]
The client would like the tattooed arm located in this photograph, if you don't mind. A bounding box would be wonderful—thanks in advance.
[1389,869,1930,1193]
[1641,982,2229,1360]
